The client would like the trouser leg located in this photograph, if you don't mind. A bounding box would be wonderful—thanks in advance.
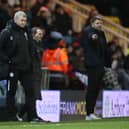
[6,75,18,117]
[86,68,104,115]
[20,74,35,121]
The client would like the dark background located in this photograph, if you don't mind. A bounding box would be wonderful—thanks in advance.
[77,0,129,27]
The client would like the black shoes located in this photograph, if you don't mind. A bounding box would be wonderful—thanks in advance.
[16,113,50,123]
[30,117,50,123]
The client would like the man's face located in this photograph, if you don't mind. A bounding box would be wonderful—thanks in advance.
[92,19,103,30]
[34,29,44,41]
[15,16,27,28]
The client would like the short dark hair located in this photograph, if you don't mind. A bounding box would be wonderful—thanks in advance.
[90,15,102,24]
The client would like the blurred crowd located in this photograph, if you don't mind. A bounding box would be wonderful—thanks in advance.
[0,0,129,91]
[77,0,129,27]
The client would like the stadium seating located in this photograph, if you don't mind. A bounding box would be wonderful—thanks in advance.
[53,0,129,54]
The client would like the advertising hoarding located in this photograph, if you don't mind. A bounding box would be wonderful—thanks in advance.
[36,90,102,122]
[103,90,129,118]
[36,91,60,122]
[60,91,86,121]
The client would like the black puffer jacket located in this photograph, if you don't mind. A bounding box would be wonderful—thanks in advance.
[0,21,32,71]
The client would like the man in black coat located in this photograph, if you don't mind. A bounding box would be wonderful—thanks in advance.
[30,27,45,120]
[0,11,37,121]
[80,16,108,120]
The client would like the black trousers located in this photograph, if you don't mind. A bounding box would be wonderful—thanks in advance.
[86,67,104,115]
[6,70,37,120]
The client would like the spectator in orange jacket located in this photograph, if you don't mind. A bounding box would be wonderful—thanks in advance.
[41,31,69,90]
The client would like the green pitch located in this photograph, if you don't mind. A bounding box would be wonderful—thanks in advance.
[0,118,129,129]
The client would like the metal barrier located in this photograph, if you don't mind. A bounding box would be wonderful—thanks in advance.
[40,67,50,90]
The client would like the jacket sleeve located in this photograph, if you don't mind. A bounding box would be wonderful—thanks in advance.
[59,50,69,74]
[0,29,10,62]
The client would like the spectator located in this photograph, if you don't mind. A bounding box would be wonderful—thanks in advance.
[0,0,11,31]
[111,46,129,90]
[53,5,72,36]
[30,0,51,27]
[107,36,120,65]
[36,6,52,28]
[67,43,87,90]
[41,31,69,90]
[29,26,45,121]
[80,16,108,120]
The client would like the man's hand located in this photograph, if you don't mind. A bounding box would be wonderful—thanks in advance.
[91,34,98,40]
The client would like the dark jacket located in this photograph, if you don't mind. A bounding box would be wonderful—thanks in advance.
[0,21,32,71]
[80,25,108,68]
[31,39,43,78]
